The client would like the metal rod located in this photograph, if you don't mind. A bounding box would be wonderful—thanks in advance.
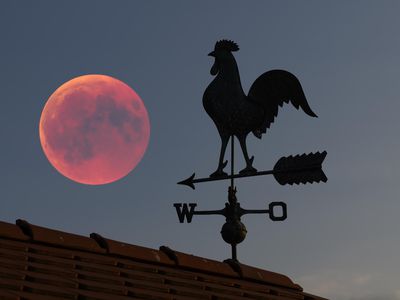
[231,244,237,261]
[230,135,238,261]
[230,135,234,189]
[241,209,270,215]
[193,209,225,216]
[184,165,322,186]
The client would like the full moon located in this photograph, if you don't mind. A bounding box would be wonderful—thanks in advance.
[39,74,150,185]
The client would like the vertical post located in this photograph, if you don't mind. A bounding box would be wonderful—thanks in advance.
[230,135,234,189]
[231,243,237,261]
[230,135,237,261]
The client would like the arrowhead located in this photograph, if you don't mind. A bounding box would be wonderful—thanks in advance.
[177,173,196,190]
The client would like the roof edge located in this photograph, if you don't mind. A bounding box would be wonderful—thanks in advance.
[160,245,240,278]
[15,219,105,253]
[0,220,30,241]
[90,233,174,266]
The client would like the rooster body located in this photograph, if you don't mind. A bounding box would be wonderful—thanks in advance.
[203,40,317,177]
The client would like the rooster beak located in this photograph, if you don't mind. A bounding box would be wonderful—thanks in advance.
[208,51,216,57]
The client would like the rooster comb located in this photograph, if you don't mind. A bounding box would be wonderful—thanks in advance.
[214,40,239,52]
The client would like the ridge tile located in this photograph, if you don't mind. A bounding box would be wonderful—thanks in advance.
[16,219,105,253]
[91,233,174,265]
[159,246,239,278]
[237,262,300,290]
[0,221,29,241]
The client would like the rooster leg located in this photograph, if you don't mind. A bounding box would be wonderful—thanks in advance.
[238,134,257,175]
[210,135,229,178]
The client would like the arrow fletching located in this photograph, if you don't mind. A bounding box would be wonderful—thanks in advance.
[273,151,327,185]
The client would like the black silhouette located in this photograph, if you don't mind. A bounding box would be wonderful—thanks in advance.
[176,40,327,262]
[174,186,287,261]
[203,40,317,177]
[178,151,327,190]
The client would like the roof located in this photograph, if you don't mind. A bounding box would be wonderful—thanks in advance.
[0,219,328,300]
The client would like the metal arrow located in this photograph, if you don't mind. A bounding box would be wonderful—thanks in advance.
[178,151,327,190]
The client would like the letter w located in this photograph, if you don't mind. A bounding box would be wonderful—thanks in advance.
[173,203,197,223]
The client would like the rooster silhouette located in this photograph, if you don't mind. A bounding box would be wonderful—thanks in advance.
[203,40,317,177]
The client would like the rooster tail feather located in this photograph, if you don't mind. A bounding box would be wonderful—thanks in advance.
[248,69,318,135]
[291,79,318,118]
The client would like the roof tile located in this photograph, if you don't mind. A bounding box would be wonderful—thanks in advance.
[160,245,239,278]
[3,290,69,300]
[0,290,20,300]
[0,220,29,241]
[91,233,174,265]
[234,261,300,290]
[16,219,105,253]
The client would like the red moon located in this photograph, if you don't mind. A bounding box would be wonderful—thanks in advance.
[39,74,150,185]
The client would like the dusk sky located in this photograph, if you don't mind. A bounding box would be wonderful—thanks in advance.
[2,1,400,299]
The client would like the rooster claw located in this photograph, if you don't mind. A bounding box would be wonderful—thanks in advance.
[210,160,228,178]
[239,165,257,175]
[210,169,228,178]
[239,156,257,175]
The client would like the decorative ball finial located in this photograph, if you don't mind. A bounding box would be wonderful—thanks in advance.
[221,220,247,244]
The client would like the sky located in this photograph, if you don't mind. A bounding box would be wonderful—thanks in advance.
[1,1,400,299]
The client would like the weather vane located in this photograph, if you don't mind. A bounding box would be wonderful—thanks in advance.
[175,40,327,262]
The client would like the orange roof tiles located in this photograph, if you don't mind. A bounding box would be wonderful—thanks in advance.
[0,219,328,300]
